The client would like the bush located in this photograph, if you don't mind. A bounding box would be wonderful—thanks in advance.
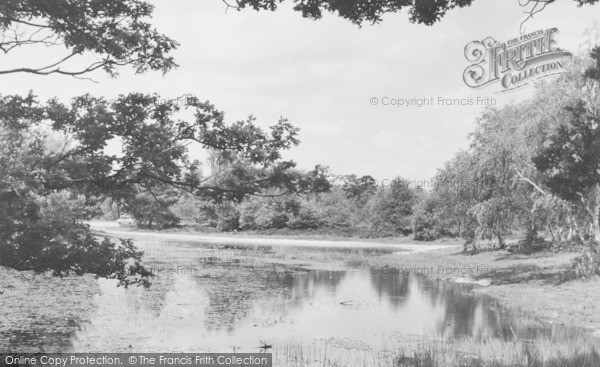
[507,232,551,254]
[126,187,181,229]
[215,204,240,231]
[412,195,445,241]
[462,238,509,254]
[238,197,289,229]
[288,203,323,229]
[0,193,151,287]
[318,189,357,228]
[365,180,416,235]
[413,214,442,241]
[171,196,200,224]
[238,199,262,229]
[570,246,600,279]
[468,197,519,249]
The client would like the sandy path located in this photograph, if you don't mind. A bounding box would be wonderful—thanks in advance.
[88,221,455,253]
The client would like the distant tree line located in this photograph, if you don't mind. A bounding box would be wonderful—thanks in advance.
[97,171,419,235]
[96,46,600,279]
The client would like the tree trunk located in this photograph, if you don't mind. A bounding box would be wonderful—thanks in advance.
[593,199,600,243]
[496,232,505,249]
[109,199,117,219]
[567,216,575,241]
[547,224,555,243]
[585,184,600,243]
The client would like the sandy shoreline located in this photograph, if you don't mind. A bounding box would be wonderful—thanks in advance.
[88,221,457,253]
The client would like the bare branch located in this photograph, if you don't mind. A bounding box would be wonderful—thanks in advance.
[0,16,52,29]
[519,0,555,33]
[515,170,548,196]
[222,0,241,13]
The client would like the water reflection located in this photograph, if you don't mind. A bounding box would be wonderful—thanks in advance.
[1,241,577,353]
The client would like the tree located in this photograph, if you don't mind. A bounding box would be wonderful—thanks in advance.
[341,174,376,202]
[230,0,474,25]
[0,92,314,284]
[532,47,600,242]
[0,0,177,78]
[229,0,599,26]
[0,119,152,286]
[412,193,446,241]
[318,187,360,228]
[238,196,289,229]
[125,183,182,229]
[533,102,600,241]
[426,47,600,250]
[427,79,572,245]
[430,151,480,238]
[366,178,416,234]
[44,94,303,199]
[468,197,519,249]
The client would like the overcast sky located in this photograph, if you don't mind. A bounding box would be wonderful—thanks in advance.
[2,0,599,182]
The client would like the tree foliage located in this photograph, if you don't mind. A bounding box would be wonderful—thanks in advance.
[231,0,474,25]
[0,92,314,284]
[365,178,416,234]
[418,47,600,252]
[532,47,600,241]
[125,184,182,229]
[230,0,599,26]
[533,102,600,202]
[0,0,178,77]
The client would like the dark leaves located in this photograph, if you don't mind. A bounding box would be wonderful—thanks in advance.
[0,0,178,76]
[533,101,600,201]
[235,0,474,25]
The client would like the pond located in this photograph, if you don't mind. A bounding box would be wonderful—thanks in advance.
[0,235,577,364]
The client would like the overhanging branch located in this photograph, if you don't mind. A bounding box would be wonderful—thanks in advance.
[515,170,548,196]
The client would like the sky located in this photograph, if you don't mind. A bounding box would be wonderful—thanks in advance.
[2,0,600,182]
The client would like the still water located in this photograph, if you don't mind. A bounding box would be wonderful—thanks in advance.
[0,236,566,356]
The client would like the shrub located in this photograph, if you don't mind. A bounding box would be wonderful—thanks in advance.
[365,180,417,235]
[126,187,181,229]
[0,193,151,287]
[215,204,240,231]
[171,196,200,224]
[413,214,442,241]
[288,203,323,229]
[318,189,357,227]
[468,197,519,249]
[570,245,600,279]
[412,195,445,241]
[238,197,289,229]
[195,200,219,227]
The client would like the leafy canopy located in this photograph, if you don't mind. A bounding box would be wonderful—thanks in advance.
[0,0,178,77]
[232,0,475,25]
[533,46,600,202]
[231,0,600,26]
[0,92,316,285]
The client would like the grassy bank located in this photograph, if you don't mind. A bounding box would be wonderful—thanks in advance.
[274,332,600,367]
[368,247,600,338]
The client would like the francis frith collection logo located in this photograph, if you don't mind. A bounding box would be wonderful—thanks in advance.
[463,28,572,91]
